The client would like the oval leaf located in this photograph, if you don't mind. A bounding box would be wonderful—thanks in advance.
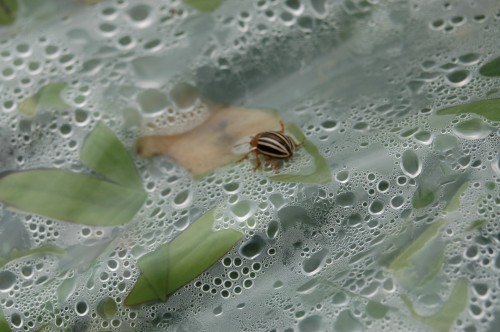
[436,99,500,122]
[0,169,146,226]
[183,0,224,12]
[125,209,242,306]
[402,278,469,332]
[479,56,500,77]
[0,0,18,26]
[81,123,143,190]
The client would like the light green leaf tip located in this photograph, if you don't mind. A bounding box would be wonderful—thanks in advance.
[412,185,435,209]
[0,245,64,268]
[0,306,11,332]
[402,278,469,332]
[270,124,331,184]
[466,219,486,232]
[0,0,18,26]
[388,220,446,271]
[183,0,224,12]
[80,122,143,190]
[19,82,70,116]
[444,181,469,212]
[125,209,243,306]
[436,99,500,122]
[0,169,146,226]
[479,56,500,77]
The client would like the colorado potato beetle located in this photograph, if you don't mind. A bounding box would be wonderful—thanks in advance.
[237,121,303,170]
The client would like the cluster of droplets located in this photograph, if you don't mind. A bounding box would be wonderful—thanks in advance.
[0,0,500,331]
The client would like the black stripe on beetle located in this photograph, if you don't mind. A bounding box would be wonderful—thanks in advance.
[236,121,303,170]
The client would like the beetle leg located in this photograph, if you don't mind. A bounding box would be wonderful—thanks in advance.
[295,138,305,148]
[236,152,251,163]
[252,150,262,171]
[278,120,285,133]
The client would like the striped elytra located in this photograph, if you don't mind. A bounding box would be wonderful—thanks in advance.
[255,131,294,158]
[237,121,302,170]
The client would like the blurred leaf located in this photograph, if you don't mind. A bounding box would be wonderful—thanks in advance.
[0,169,146,226]
[0,306,11,332]
[125,209,243,306]
[366,301,390,319]
[466,219,486,232]
[270,124,331,184]
[444,181,469,212]
[19,83,69,116]
[80,123,143,190]
[57,276,77,305]
[436,99,500,122]
[389,220,445,271]
[402,278,469,332]
[479,56,500,77]
[0,0,18,26]
[0,245,64,268]
[388,220,446,288]
[412,185,435,208]
[183,0,224,12]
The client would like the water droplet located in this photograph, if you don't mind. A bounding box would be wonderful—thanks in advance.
[239,235,266,259]
[401,150,421,178]
[11,313,22,328]
[75,301,89,316]
[335,170,350,183]
[369,201,385,215]
[0,271,16,292]
[453,118,492,140]
[267,220,279,239]
[127,5,152,27]
[302,248,329,275]
[231,200,255,222]
[336,192,355,207]
[213,305,223,316]
[445,70,471,87]
[320,120,337,131]
[173,189,192,208]
[390,196,405,209]
[299,315,323,332]
[137,89,169,115]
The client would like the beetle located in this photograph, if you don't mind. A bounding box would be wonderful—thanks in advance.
[237,121,303,170]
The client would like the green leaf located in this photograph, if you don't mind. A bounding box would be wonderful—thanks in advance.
[466,219,486,232]
[0,245,64,268]
[19,82,70,116]
[366,301,390,319]
[389,220,446,271]
[270,124,331,184]
[479,56,500,77]
[80,123,143,190]
[436,99,500,122]
[0,0,18,25]
[402,278,469,332]
[388,220,446,288]
[412,185,435,209]
[444,181,469,212]
[183,0,224,12]
[0,169,146,226]
[0,306,11,332]
[125,209,243,306]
